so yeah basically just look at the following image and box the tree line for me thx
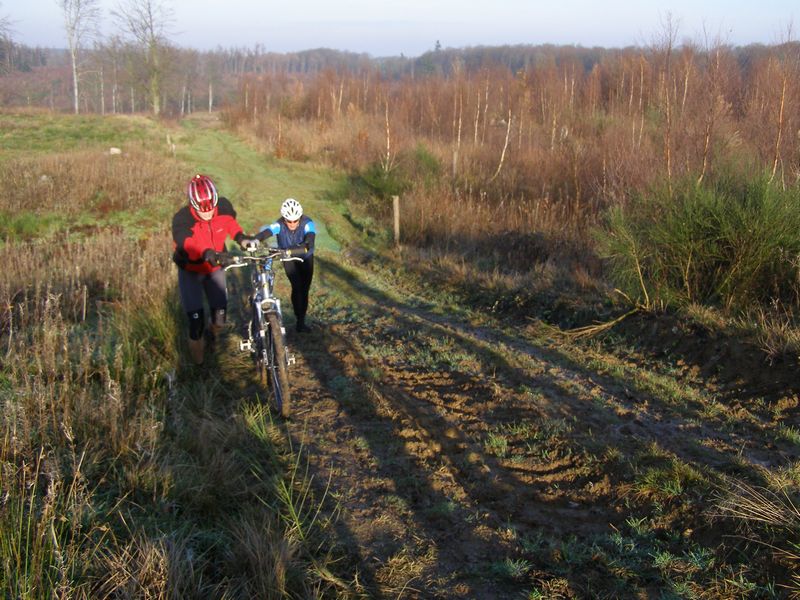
[225,34,800,203]
[1,0,796,127]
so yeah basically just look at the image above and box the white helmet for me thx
[280,198,303,221]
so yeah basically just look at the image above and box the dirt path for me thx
[225,252,796,598]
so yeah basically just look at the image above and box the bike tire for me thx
[265,312,291,418]
[251,304,267,385]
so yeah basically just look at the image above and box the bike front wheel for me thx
[250,305,266,385]
[265,312,291,418]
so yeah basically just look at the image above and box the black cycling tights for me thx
[178,268,228,340]
[188,308,205,340]
[282,255,314,325]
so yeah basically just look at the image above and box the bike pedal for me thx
[287,354,296,366]
[239,340,252,352]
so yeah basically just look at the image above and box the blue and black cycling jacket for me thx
[256,215,316,260]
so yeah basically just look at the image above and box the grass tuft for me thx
[597,177,800,313]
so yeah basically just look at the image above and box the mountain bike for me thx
[223,247,301,417]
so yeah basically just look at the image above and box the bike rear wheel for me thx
[265,312,291,417]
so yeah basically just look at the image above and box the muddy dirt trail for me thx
[221,249,795,599]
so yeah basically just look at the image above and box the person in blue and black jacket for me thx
[256,198,316,333]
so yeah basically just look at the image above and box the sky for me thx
[3,0,798,58]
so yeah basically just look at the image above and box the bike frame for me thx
[224,248,299,416]
[247,252,289,361]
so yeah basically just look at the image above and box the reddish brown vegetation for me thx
[224,43,800,258]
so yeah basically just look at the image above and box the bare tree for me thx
[98,36,127,113]
[696,28,729,185]
[769,24,798,185]
[654,12,680,197]
[0,2,14,75]
[58,0,100,114]
[203,52,223,113]
[488,107,512,183]
[0,3,10,39]
[113,0,173,116]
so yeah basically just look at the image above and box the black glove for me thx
[202,248,220,266]
[239,236,259,251]
[283,244,308,259]
[218,253,237,268]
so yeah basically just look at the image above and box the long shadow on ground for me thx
[318,257,791,482]
[278,256,794,597]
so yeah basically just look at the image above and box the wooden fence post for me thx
[392,195,400,247]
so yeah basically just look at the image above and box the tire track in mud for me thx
[288,326,580,598]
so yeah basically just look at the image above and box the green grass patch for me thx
[484,431,510,458]
[0,210,63,240]
[777,424,800,447]
[634,457,708,501]
[489,556,533,580]
[0,204,176,244]
[0,112,161,157]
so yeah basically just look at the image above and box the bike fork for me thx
[267,310,296,366]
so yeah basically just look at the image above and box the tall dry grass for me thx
[713,477,800,595]
[0,230,180,597]
[4,150,177,213]
[0,141,346,597]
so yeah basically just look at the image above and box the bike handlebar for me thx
[221,247,304,270]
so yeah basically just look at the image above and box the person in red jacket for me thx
[172,174,258,365]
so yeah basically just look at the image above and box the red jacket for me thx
[172,197,244,274]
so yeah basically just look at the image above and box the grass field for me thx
[1,109,798,599]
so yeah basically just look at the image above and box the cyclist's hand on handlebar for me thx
[202,248,220,266]
[218,253,238,267]
[281,246,306,261]
[239,236,260,251]
[203,250,237,268]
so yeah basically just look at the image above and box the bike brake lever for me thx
[222,255,245,270]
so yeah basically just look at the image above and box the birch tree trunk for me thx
[452,90,463,178]
[58,0,100,114]
[489,108,512,183]
[99,64,105,114]
[769,73,786,183]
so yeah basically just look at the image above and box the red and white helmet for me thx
[187,174,218,212]
[280,198,303,221]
